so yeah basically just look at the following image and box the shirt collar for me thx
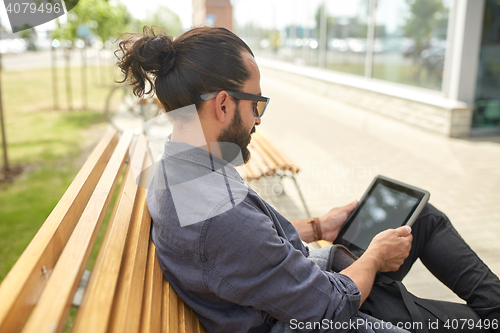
[162,134,245,183]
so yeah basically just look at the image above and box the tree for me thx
[403,0,445,58]
[0,40,9,175]
[51,0,133,106]
[77,0,131,84]
[19,28,37,51]
[0,19,8,175]
[86,1,131,43]
[141,6,182,37]
[53,17,76,110]
[56,0,131,43]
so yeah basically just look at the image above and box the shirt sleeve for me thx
[204,200,361,330]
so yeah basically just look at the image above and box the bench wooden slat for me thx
[177,294,207,333]
[250,136,280,174]
[192,305,206,333]
[161,279,170,333]
[0,129,119,333]
[178,296,193,333]
[245,131,302,181]
[254,132,299,174]
[253,132,287,171]
[189,303,202,333]
[257,132,299,173]
[248,145,273,177]
[21,130,134,333]
[250,145,270,172]
[140,238,164,333]
[178,295,188,333]
[108,153,153,333]
[248,132,311,216]
[72,136,148,333]
[245,147,264,180]
[162,280,179,333]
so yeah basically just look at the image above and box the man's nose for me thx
[254,117,261,126]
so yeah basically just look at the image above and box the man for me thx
[117,26,500,332]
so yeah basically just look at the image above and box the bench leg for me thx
[290,175,312,218]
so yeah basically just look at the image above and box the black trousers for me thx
[360,204,500,333]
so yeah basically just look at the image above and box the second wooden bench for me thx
[244,131,311,217]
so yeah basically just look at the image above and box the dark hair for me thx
[115,26,254,113]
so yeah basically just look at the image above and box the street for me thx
[1,48,114,72]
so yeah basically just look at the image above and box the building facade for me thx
[192,0,233,31]
[233,0,500,137]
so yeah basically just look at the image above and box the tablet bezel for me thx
[334,175,430,256]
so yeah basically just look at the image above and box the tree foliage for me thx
[140,6,182,37]
[313,2,379,40]
[53,0,132,44]
[403,0,445,55]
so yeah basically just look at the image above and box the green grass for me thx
[0,163,82,277]
[0,64,116,282]
[0,62,130,332]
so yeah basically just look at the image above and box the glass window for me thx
[234,0,323,66]
[235,0,453,92]
[324,0,367,76]
[372,0,451,90]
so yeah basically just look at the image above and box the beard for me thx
[217,105,255,166]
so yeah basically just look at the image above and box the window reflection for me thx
[235,0,452,91]
[372,0,450,90]
[343,184,418,251]
[324,0,367,76]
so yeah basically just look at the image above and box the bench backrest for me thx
[0,129,206,333]
[245,131,299,181]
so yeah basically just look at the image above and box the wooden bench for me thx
[0,129,323,333]
[244,131,311,217]
[0,128,207,333]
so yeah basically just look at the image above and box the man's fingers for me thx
[344,200,358,212]
[396,225,412,237]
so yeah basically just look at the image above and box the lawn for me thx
[0,64,119,282]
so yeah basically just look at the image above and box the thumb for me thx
[344,200,358,212]
[396,225,412,236]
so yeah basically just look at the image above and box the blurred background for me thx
[1,0,499,133]
[0,0,499,320]
[232,0,500,134]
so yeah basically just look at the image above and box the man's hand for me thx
[318,200,358,242]
[364,226,413,272]
[340,226,413,306]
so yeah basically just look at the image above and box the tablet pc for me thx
[334,175,430,257]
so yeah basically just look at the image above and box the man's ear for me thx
[214,91,231,123]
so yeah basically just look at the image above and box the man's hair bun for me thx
[116,27,176,97]
[139,34,176,77]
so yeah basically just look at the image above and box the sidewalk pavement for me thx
[255,66,500,304]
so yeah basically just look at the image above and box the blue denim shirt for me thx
[147,136,361,333]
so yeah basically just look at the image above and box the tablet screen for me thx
[339,179,425,253]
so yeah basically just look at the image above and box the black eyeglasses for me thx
[200,91,270,118]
